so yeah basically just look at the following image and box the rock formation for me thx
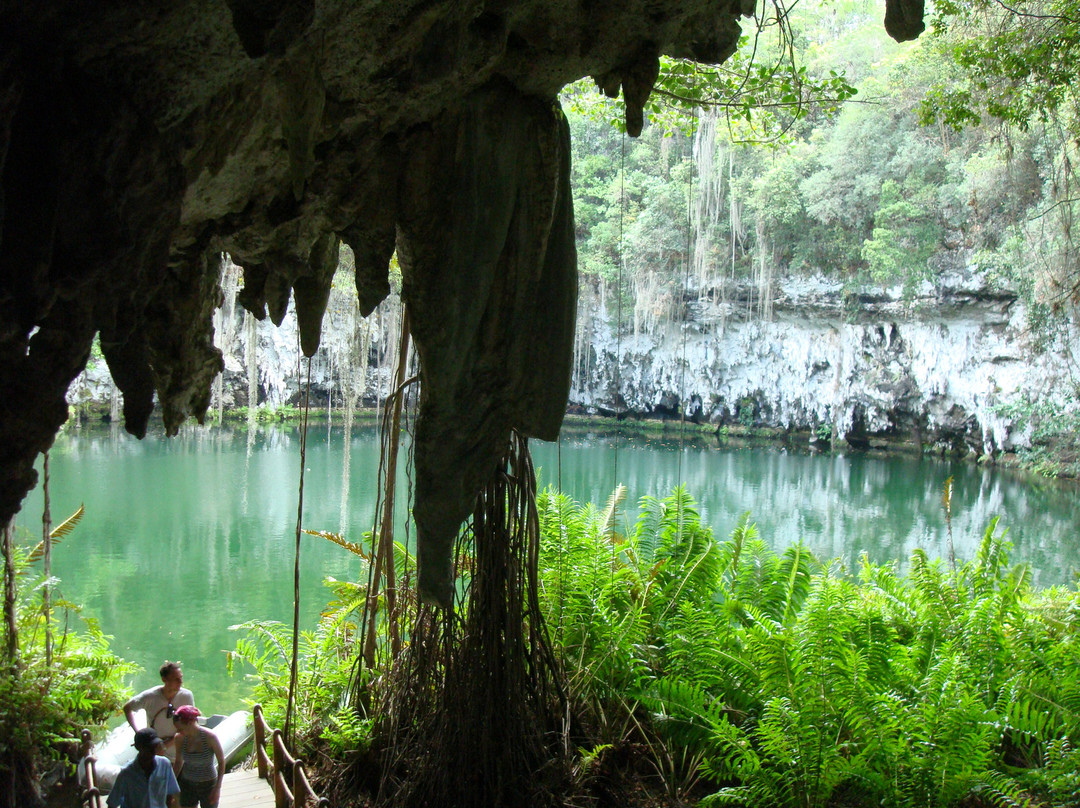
[0,0,923,604]
[571,265,1068,457]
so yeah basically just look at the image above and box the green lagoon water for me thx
[13,420,1080,714]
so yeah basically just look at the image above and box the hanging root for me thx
[373,430,568,808]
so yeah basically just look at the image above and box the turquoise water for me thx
[12,420,1079,714]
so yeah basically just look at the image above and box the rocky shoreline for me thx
[66,257,1080,479]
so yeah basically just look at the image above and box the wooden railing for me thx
[252,704,329,808]
[79,729,103,808]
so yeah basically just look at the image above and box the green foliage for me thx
[224,482,1080,806]
[320,704,374,756]
[536,488,1080,807]
[921,0,1080,132]
[563,0,1080,367]
[1,533,136,804]
[992,395,1080,478]
[226,576,368,746]
[1021,738,1080,804]
[227,404,303,423]
[861,179,943,286]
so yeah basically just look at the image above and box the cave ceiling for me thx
[0,0,923,604]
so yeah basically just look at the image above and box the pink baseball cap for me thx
[173,705,201,721]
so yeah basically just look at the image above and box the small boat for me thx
[78,710,254,793]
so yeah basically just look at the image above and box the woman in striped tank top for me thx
[171,705,226,808]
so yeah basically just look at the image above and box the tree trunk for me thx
[42,452,52,666]
[2,521,17,665]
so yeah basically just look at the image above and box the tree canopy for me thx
[564,0,1080,339]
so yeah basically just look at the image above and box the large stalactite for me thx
[398,81,578,606]
[0,0,923,601]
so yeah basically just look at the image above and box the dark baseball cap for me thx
[133,728,163,751]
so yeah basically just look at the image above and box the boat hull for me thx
[78,710,254,793]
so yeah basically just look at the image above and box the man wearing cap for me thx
[106,728,181,808]
[123,661,195,758]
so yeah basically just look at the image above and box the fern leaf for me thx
[600,483,626,540]
[26,503,85,564]
[303,528,370,559]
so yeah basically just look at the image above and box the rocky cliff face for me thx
[569,261,1074,457]
[72,254,1073,462]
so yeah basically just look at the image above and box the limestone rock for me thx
[0,0,924,597]
[397,81,577,606]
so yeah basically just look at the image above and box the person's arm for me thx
[164,758,181,808]
[208,729,226,803]
[105,779,123,807]
[122,696,139,731]
[172,736,184,777]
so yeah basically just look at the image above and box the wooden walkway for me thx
[220,768,274,807]
[81,705,326,808]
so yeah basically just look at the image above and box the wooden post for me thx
[271,729,292,808]
[292,760,306,807]
[80,732,102,808]
[253,705,268,780]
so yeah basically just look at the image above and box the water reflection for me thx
[533,431,1080,589]
[15,422,1079,713]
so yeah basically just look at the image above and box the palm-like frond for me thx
[26,503,84,564]
[303,527,370,559]
[599,484,626,542]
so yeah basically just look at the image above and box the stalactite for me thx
[633,271,674,336]
[726,148,745,335]
[211,306,223,417]
[359,317,372,406]
[215,254,241,425]
[571,286,594,394]
[326,349,333,438]
[245,310,259,420]
[373,308,385,415]
[214,372,224,425]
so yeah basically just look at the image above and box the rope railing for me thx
[253,704,329,808]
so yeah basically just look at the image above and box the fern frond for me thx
[303,528,370,559]
[724,512,757,583]
[969,770,1033,808]
[26,504,85,564]
[633,494,667,568]
[600,483,627,540]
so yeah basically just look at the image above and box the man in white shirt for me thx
[106,728,180,808]
[122,661,195,758]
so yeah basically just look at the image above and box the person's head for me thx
[172,704,200,733]
[133,728,164,762]
[159,661,183,696]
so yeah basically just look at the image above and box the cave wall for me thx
[0,0,774,609]
[0,0,926,601]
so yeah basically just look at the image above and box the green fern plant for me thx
[533,490,1075,808]
[226,576,365,738]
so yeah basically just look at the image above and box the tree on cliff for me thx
[920,0,1080,309]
